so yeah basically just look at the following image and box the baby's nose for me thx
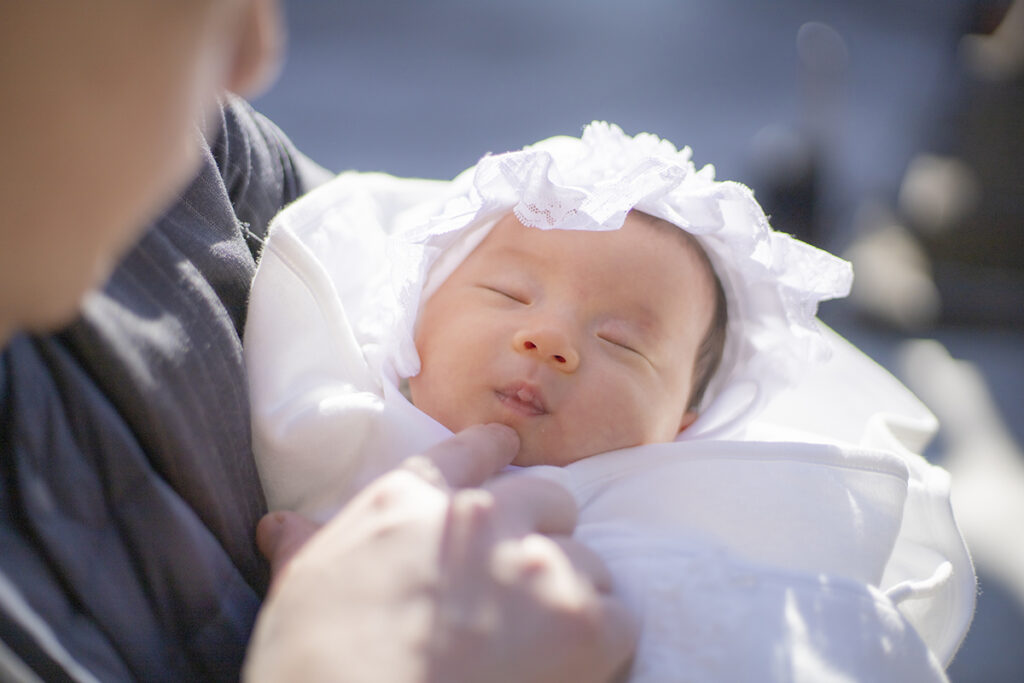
[513,328,580,372]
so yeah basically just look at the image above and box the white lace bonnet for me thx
[381,122,853,439]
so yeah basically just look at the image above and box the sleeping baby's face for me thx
[409,211,716,467]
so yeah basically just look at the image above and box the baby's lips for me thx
[496,381,548,415]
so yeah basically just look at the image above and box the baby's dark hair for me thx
[630,211,728,412]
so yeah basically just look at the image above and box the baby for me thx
[409,209,727,467]
[245,123,974,681]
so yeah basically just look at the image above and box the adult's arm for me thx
[0,96,328,682]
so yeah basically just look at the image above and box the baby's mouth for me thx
[495,382,548,416]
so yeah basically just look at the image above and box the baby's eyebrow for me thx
[486,244,539,265]
[476,246,548,281]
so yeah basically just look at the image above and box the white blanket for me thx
[245,164,974,681]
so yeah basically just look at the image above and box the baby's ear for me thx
[678,410,699,434]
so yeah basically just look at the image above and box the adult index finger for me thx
[402,423,520,490]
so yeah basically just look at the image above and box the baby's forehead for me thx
[625,211,721,287]
[482,209,699,251]
[475,210,716,284]
[625,211,710,259]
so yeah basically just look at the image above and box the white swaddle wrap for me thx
[244,124,974,681]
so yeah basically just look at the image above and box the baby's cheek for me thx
[413,377,496,440]
[564,399,637,457]
[608,392,672,448]
[409,375,451,428]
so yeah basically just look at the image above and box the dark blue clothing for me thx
[0,97,330,681]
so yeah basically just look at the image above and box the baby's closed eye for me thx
[478,284,531,305]
[597,333,645,358]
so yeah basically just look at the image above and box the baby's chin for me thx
[508,434,599,468]
[507,426,668,467]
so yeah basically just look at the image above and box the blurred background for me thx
[253,1,1023,679]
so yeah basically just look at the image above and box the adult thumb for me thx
[414,423,520,489]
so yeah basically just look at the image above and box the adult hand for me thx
[243,423,636,683]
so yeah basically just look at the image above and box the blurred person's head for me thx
[0,0,283,343]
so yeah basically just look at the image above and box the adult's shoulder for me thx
[211,94,332,249]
